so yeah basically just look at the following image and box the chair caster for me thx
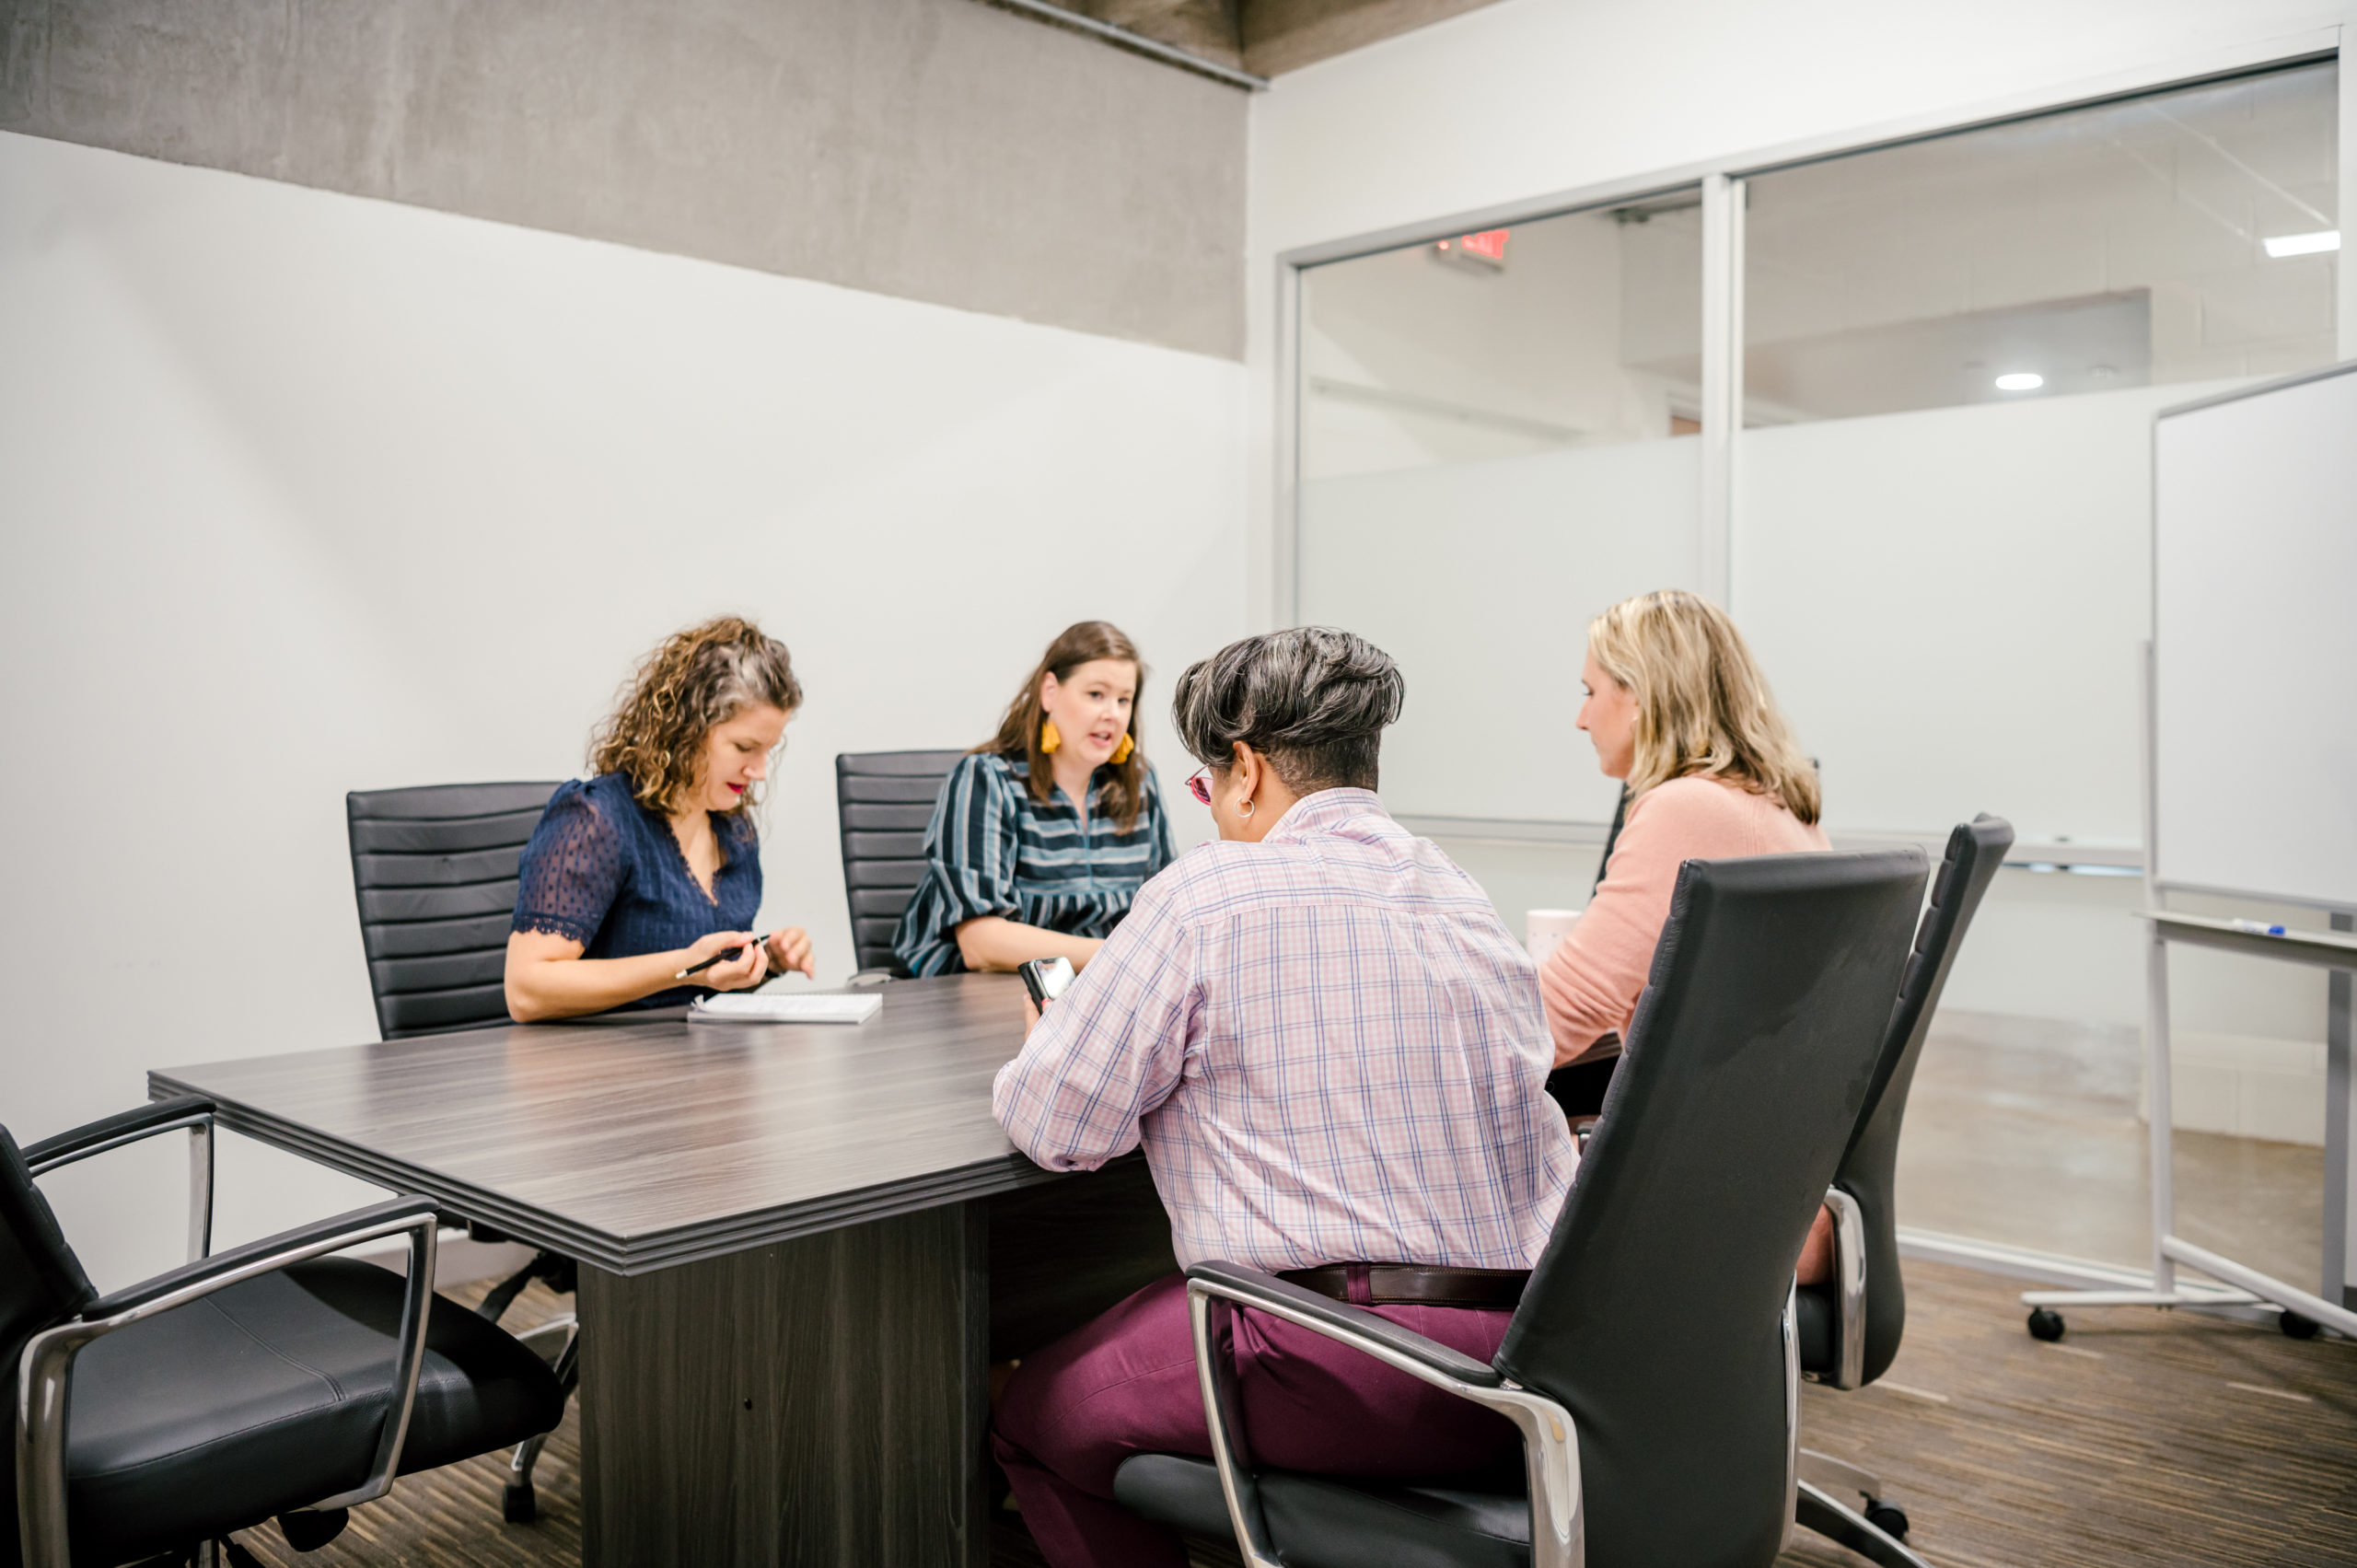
[275,1510,349,1551]
[503,1481,538,1523]
[2280,1309,2318,1340]
[2026,1307,2066,1342]
[1864,1501,1910,1539]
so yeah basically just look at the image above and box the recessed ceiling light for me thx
[2263,230,2340,259]
[1994,372,2044,391]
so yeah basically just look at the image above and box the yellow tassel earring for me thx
[1040,719,1062,753]
[1110,733,1134,764]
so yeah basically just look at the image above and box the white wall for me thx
[0,132,1239,1290]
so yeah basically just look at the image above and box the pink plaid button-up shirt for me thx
[992,787,1577,1272]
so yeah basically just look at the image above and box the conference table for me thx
[146,974,1175,1568]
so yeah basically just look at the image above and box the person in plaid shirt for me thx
[991,627,1577,1568]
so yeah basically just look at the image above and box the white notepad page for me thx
[689,992,883,1025]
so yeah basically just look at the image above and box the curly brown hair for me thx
[591,617,802,816]
[981,621,1148,832]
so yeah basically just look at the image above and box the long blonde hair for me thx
[1587,589,1820,825]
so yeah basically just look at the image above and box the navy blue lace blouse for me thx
[891,753,1175,979]
[511,772,761,1010]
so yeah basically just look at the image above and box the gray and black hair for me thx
[1170,627,1404,792]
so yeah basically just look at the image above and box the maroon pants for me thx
[991,1272,1520,1568]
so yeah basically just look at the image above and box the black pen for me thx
[676,934,771,981]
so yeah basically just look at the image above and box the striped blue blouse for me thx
[892,752,1176,979]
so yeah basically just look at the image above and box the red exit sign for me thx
[1434,228,1509,266]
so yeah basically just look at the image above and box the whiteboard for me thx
[2153,362,2357,910]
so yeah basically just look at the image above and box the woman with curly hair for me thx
[892,621,1175,978]
[505,616,817,1022]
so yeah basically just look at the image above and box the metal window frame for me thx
[1271,22,2346,636]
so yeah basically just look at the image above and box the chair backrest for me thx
[1497,849,1927,1568]
[835,750,965,975]
[346,782,563,1040]
[2,1124,96,1553]
[1839,813,2013,1384]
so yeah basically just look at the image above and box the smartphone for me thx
[1017,956,1076,1008]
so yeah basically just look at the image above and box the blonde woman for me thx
[1541,588,1834,1276]
[505,616,818,1022]
[1543,588,1829,1057]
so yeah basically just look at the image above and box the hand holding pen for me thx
[674,928,819,987]
[675,930,772,989]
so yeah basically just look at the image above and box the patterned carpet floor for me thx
[238,1259,2357,1567]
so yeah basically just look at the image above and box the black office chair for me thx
[1111,848,1929,1568]
[834,749,966,981]
[1792,814,2013,1568]
[344,780,576,1522]
[6,1097,563,1568]
[1544,784,1631,1123]
[345,782,563,1039]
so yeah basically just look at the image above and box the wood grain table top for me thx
[148,974,1063,1273]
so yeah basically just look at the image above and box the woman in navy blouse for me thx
[894,621,1176,978]
[505,616,818,1020]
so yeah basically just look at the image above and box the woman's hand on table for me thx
[764,927,817,980]
[683,929,770,992]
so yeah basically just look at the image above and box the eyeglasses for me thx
[1186,767,1213,807]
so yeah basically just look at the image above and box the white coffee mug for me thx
[1526,908,1582,966]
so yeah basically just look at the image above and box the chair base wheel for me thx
[2026,1307,2066,1342]
[275,1509,349,1552]
[2280,1308,2319,1340]
[503,1482,538,1524]
[1864,1501,1910,1539]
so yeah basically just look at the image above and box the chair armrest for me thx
[1821,1187,1866,1391]
[25,1095,219,1265]
[85,1195,437,1317]
[1182,1261,1584,1568]
[1184,1261,1504,1386]
[23,1095,215,1174]
[16,1198,441,1568]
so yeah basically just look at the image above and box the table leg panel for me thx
[580,1202,987,1568]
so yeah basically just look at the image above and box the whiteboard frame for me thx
[2148,357,2357,912]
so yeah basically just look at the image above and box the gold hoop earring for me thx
[1110,733,1134,765]
[1040,719,1062,754]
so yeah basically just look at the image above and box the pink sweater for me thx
[1541,775,1830,1065]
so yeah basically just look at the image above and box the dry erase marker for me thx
[2229,919,2288,937]
[677,934,772,981]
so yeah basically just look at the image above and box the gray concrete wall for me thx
[0,0,1246,358]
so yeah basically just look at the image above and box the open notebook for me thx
[688,992,882,1026]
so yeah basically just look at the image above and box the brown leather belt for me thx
[1278,1262,1527,1311]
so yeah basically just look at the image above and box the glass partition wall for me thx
[1290,58,2341,1278]
[1296,197,1705,922]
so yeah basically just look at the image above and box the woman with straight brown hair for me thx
[892,621,1176,978]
